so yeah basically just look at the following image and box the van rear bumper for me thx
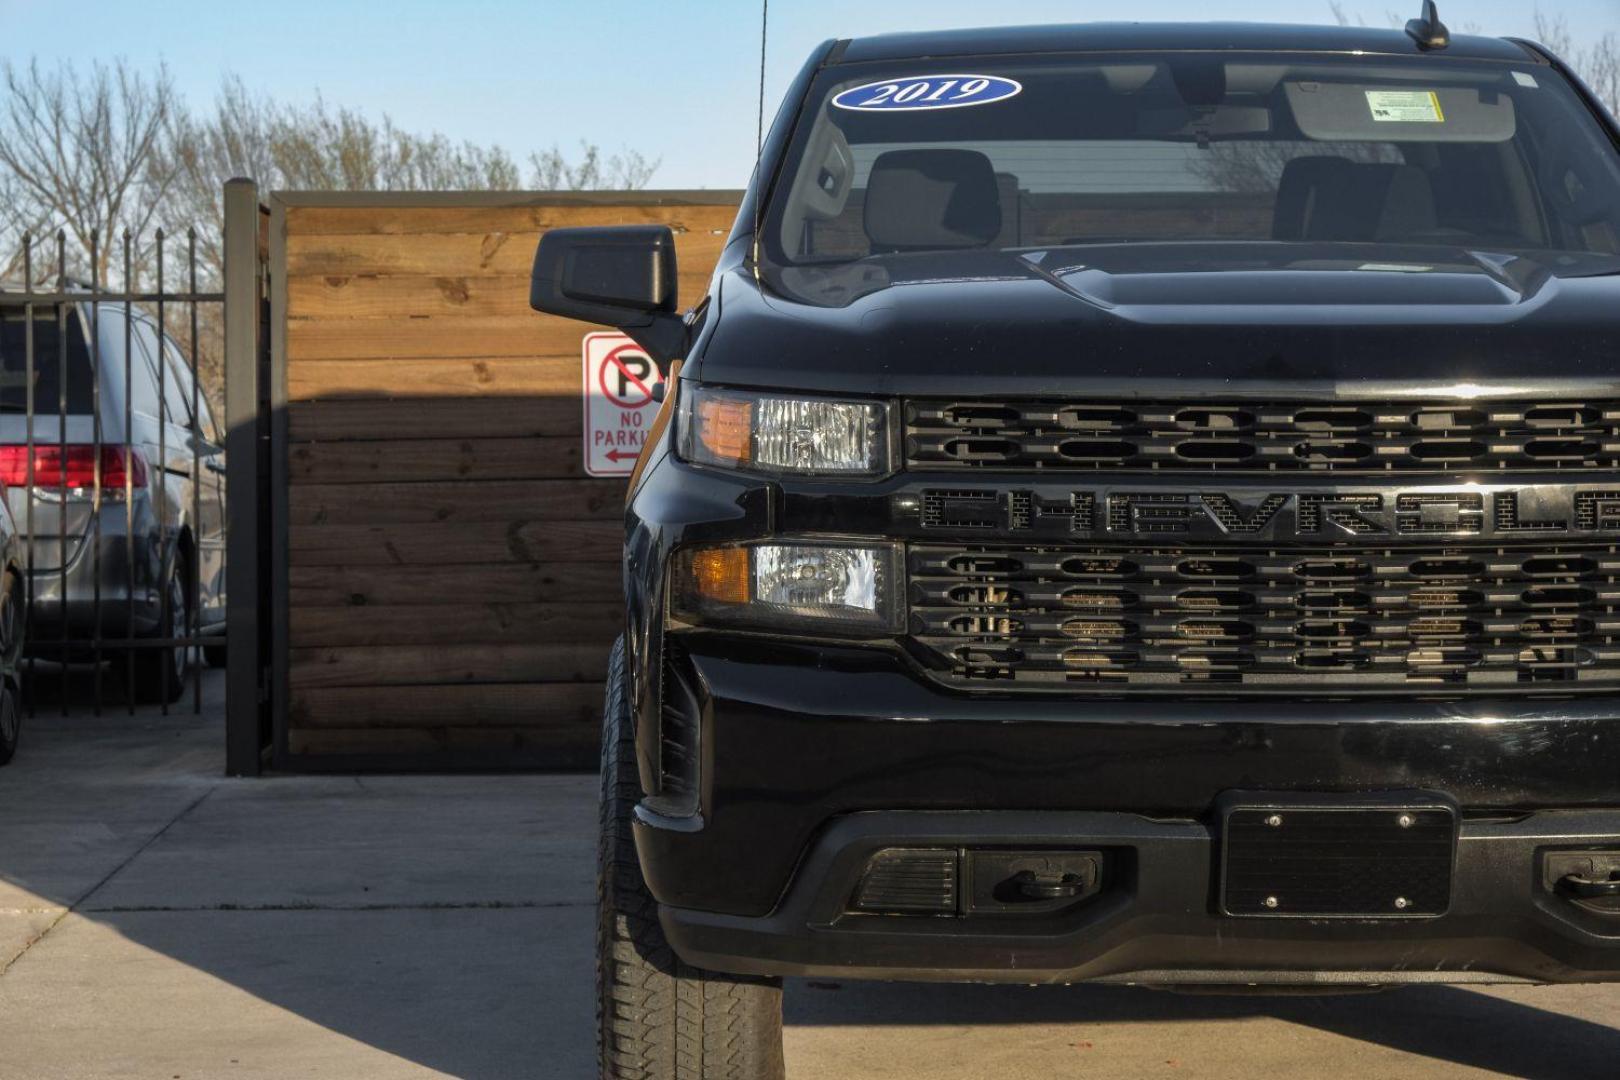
[658,808,1620,986]
[23,510,164,647]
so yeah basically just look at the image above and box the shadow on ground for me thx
[1,667,1619,1078]
[788,979,1620,1080]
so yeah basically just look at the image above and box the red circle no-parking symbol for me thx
[599,343,656,408]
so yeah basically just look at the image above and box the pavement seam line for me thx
[0,783,220,976]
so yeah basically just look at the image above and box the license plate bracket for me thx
[1220,799,1456,918]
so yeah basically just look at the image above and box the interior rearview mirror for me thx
[530,225,685,364]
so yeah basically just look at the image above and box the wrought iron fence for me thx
[1,227,227,715]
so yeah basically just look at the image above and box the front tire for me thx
[598,636,785,1080]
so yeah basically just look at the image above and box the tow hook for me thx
[1545,852,1620,914]
[1010,869,1087,901]
[964,850,1104,916]
[1558,872,1620,901]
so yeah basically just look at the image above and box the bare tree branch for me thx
[0,58,178,284]
[528,141,661,191]
[1,57,663,412]
[1534,10,1620,118]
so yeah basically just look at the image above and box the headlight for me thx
[677,386,891,476]
[673,542,903,633]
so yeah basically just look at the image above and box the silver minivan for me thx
[0,296,226,703]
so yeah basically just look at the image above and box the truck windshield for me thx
[766,51,1620,269]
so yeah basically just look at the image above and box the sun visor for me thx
[1285,82,1516,142]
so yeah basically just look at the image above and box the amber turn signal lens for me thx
[695,396,753,465]
[686,546,750,606]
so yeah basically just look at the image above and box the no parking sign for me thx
[581,332,666,477]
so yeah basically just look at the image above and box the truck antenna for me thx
[1405,0,1450,50]
[757,0,769,154]
[752,0,769,275]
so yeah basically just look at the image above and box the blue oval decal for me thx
[831,74,1022,112]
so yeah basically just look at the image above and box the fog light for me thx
[850,848,959,915]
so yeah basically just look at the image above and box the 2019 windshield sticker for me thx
[831,75,1022,112]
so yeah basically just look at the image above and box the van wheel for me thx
[598,636,785,1080]
[0,570,23,764]
[0,680,18,766]
[127,561,188,705]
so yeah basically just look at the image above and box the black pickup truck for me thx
[532,12,1620,1078]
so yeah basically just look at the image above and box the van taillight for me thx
[0,445,148,491]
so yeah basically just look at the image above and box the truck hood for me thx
[697,243,1620,400]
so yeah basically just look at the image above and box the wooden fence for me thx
[272,191,742,768]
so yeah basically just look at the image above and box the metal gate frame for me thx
[223,178,273,776]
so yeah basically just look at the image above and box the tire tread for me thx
[597,636,784,1080]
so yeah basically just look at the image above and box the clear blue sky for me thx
[4,0,1616,188]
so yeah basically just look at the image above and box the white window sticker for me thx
[1513,72,1539,89]
[1358,263,1433,273]
[1366,90,1445,123]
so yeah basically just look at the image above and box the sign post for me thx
[582,332,666,477]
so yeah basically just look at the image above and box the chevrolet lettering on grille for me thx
[911,486,1620,542]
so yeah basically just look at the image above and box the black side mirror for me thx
[530,225,685,365]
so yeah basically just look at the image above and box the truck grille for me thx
[908,543,1620,692]
[905,400,1620,473]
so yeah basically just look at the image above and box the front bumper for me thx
[636,637,1620,985]
[659,808,1620,986]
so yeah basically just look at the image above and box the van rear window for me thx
[0,307,96,414]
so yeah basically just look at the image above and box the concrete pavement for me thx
[1,670,1619,1077]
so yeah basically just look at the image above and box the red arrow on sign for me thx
[604,449,639,462]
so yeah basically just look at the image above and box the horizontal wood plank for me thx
[289,603,621,646]
[288,520,621,566]
[284,724,598,764]
[289,641,612,688]
[287,230,727,278]
[287,397,581,440]
[290,682,603,729]
[288,479,622,525]
[289,562,622,607]
[287,356,580,400]
[287,267,714,320]
[287,316,591,362]
[284,202,738,237]
[289,437,590,483]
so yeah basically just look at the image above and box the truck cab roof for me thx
[835,22,1541,66]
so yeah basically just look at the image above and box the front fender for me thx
[624,441,772,808]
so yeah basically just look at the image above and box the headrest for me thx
[864,149,1002,252]
[1273,156,1437,242]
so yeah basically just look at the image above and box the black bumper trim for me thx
[658,808,1620,985]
